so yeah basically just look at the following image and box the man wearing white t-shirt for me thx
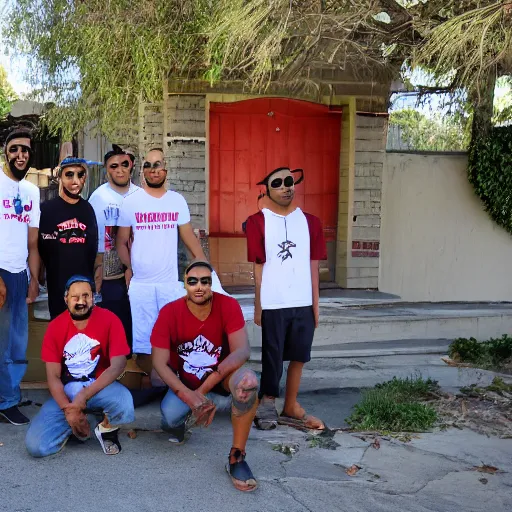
[244,167,327,432]
[116,148,208,364]
[0,128,41,426]
[89,145,140,351]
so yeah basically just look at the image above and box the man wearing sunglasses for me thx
[151,260,259,492]
[0,127,41,426]
[89,145,139,351]
[244,166,327,432]
[38,158,98,319]
[116,148,211,369]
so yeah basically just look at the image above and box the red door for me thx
[209,98,341,241]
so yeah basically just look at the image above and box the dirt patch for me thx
[434,379,512,438]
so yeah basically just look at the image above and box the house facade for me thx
[82,71,391,289]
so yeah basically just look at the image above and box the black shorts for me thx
[97,278,133,354]
[261,306,315,363]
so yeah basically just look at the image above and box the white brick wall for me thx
[347,114,387,289]
[164,95,207,229]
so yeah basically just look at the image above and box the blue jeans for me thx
[161,388,230,429]
[25,381,135,457]
[0,269,28,410]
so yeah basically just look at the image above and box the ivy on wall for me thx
[468,127,512,234]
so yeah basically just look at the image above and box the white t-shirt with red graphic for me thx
[117,188,191,283]
[245,207,327,310]
[0,165,40,273]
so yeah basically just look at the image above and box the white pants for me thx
[128,271,229,354]
[128,280,185,354]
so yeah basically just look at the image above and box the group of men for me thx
[0,126,327,492]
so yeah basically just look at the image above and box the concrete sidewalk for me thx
[3,354,512,512]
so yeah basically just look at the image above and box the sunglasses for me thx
[8,145,30,154]
[186,276,212,286]
[64,170,87,179]
[108,160,131,169]
[143,161,165,171]
[270,176,295,189]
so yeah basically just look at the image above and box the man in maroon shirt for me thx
[151,261,259,492]
[25,275,134,457]
[244,167,327,432]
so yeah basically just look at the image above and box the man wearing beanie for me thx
[25,275,134,457]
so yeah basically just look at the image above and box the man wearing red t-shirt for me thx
[244,167,327,432]
[151,261,259,492]
[25,275,134,457]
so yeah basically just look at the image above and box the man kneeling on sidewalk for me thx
[151,261,259,492]
[26,275,134,457]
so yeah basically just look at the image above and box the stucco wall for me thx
[380,152,512,301]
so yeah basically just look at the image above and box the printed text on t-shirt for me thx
[2,197,33,223]
[135,211,179,223]
[135,211,179,231]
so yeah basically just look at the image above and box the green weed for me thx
[346,376,438,432]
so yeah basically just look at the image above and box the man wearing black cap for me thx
[89,145,139,350]
[38,158,98,319]
[244,167,327,431]
[152,260,259,492]
[25,275,134,457]
[0,127,41,426]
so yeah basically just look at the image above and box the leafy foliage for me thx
[3,1,512,138]
[449,334,512,369]
[414,3,512,95]
[0,65,18,119]
[347,376,439,432]
[468,126,512,233]
[389,108,470,151]
[2,0,401,138]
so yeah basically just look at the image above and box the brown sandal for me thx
[278,412,325,431]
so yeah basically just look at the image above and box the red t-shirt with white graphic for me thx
[244,207,327,310]
[41,306,130,382]
[150,292,245,390]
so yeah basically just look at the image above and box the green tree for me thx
[0,65,17,118]
[389,108,470,151]
[2,1,511,138]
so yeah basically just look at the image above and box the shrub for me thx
[449,337,485,362]
[449,334,512,368]
[468,126,512,235]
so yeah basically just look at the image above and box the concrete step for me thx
[243,302,512,350]
[249,338,451,362]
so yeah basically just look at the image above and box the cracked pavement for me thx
[2,355,512,512]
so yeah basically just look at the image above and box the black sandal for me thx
[226,448,258,492]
